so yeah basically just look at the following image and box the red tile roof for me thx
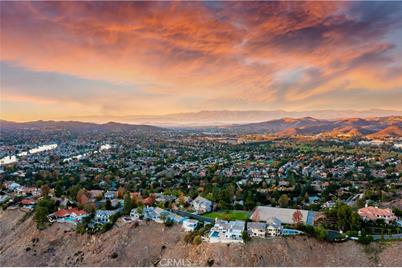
[54,208,88,218]
[21,198,36,205]
[358,206,396,221]
[143,196,155,206]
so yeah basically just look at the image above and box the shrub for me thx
[357,235,374,245]
[206,258,214,267]
[193,235,202,245]
[241,231,251,242]
[184,232,194,244]
[164,218,174,227]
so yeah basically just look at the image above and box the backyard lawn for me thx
[203,210,250,221]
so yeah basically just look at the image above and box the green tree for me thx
[34,206,49,230]
[241,231,251,242]
[54,184,63,198]
[315,226,327,241]
[278,194,289,208]
[105,199,112,210]
[193,235,202,245]
[123,192,132,215]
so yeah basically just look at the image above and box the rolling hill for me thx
[226,116,402,138]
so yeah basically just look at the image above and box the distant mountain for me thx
[68,109,402,126]
[366,125,402,139]
[225,116,402,138]
[230,117,326,133]
[0,120,164,133]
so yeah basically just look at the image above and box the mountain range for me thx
[67,109,402,126]
[1,115,401,138]
[0,120,163,133]
[226,116,402,138]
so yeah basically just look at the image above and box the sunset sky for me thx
[1,1,402,122]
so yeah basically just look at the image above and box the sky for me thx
[1,1,402,122]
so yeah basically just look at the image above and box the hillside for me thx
[227,116,402,138]
[366,125,402,139]
[0,210,401,267]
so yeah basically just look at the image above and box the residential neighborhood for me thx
[0,124,401,248]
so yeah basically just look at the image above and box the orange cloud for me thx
[1,1,402,120]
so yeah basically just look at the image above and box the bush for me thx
[193,235,202,245]
[184,232,194,244]
[315,226,328,241]
[206,258,214,267]
[357,235,374,245]
[241,231,251,242]
[34,206,49,230]
[164,218,174,227]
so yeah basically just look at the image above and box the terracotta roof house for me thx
[54,208,88,218]
[143,195,155,206]
[358,206,397,223]
[20,198,36,206]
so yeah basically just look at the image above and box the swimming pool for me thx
[210,231,220,238]
[57,216,80,224]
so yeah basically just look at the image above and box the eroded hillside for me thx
[0,210,401,267]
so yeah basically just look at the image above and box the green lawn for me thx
[203,210,250,221]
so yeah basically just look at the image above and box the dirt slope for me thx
[1,209,401,267]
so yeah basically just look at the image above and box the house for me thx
[0,194,10,204]
[143,195,156,206]
[50,208,89,224]
[182,219,199,232]
[247,222,267,237]
[192,196,213,214]
[358,206,397,223]
[95,209,119,223]
[155,193,176,203]
[6,182,21,191]
[143,207,160,222]
[104,191,116,200]
[266,217,283,236]
[20,198,36,206]
[20,187,41,197]
[209,220,245,243]
[226,220,245,240]
[250,206,315,225]
[130,208,141,220]
[144,207,184,223]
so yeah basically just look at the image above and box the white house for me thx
[104,191,116,200]
[209,220,245,243]
[192,196,213,214]
[130,208,141,220]
[266,217,283,236]
[182,219,199,232]
[225,220,245,240]
[247,222,267,237]
[95,209,119,223]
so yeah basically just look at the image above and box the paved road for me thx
[372,233,402,240]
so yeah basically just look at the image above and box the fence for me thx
[173,210,215,224]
